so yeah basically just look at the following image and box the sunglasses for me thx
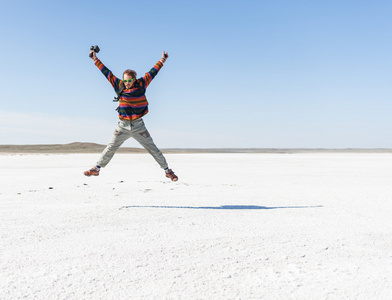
[123,78,135,83]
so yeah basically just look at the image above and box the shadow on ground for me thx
[120,205,323,210]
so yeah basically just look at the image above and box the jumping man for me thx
[84,48,178,181]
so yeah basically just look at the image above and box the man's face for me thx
[123,74,135,89]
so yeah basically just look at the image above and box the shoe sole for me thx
[166,176,178,182]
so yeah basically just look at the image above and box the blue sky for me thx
[1,0,391,148]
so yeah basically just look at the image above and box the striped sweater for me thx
[94,59,164,121]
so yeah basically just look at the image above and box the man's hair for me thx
[123,69,137,79]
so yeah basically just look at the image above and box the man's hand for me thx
[89,50,97,61]
[161,51,169,62]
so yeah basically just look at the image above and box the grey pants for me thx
[96,118,168,169]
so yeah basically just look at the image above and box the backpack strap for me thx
[113,82,125,102]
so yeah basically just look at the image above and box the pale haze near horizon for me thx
[1,0,391,148]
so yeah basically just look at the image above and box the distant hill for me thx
[0,143,391,154]
[0,142,146,153]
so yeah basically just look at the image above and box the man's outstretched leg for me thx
[84,123,130,176]
[132,120,178,181]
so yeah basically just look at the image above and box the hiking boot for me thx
[165,169,178,181]
[84,167,100,177]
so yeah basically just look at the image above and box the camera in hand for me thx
[89,45,100,58]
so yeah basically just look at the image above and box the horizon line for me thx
[0,142,392,154]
